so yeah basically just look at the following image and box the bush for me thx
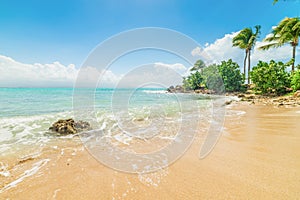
[183,71,203,90]
[291,69,300,91]
[250,60,291,95]
[201,64,225,93]
[218,59,246,92]
[183,59,245,93]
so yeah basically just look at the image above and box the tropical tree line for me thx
[184,58,300,95]
[233,17,300,83]
[183,16,300,95]
[183,59,246,93]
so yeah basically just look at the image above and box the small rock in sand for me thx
[49,118,91,135]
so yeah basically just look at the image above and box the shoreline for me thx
[1,100,300,199]
[167,85,300,107]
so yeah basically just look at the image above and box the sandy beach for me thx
[1,102,299,199]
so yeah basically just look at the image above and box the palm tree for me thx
[259,17,300,71]
[191,59,206,71]
[232,25,261,84]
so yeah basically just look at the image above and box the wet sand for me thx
[1,103,300,199]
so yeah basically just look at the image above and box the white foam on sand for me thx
[113,133,132,145]
[138,168,169,187]
[0,162,10,177]
[0,159,50,193]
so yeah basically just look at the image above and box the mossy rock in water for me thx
[49,118,91,134]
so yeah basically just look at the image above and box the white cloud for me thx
[191,47,203,56]
[0,55,185,88]
[191,32,300,70]
[252,40,294,63]
[191,46,211,62]
[154,62,187,71]
[191,32,242,65]
[154,62,193,81]
[115,64,183,88]
[0,55,121,87]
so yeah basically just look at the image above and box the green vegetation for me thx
[259,17,300,71]
[190,59,206,71]
[218,59,246,92]
[291,67,300,91]
[232,25,261,84]
[250,60,291,95]
[201,64,225,93]
[183,71,203,90]
[183,59,244,93]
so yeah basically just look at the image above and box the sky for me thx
[0,0,299,87]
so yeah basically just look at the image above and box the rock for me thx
[237,94,245,98]
[293,90,300,98]
[167,85,175,93]
[175,85,184,93]
[49,118,91,135]
[246,94,255,99]
[167,85,185,93]
[225,100,232,105]
[194,88,213,94]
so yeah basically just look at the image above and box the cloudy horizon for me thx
[0,31,299,88]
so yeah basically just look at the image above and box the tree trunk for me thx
[292,45,296,72]
[248,50,251,84]
[244,50,247,79]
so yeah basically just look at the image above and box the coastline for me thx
[167,85,300,107]
[1,100,300,199]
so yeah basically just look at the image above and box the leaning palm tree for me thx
[232,25,261,84]
[259,17,300,71]
[190,59,206,71]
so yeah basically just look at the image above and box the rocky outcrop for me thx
[195,88,216,94]
[167,85,215,94]
[167,85,186,93]
[235,92,300,107]
[167,85,300,107]
[49,119,91,135]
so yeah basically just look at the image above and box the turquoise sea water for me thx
[0,88,215,155]
[0,88,74,117]
[0,88,192,117]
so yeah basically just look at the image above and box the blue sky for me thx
[0,0,299,66]
[0,0,299,87]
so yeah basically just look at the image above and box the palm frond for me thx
[232,27,256,49]
[264,35,279,42]
[292,21,300,32]
[258,42,282,50]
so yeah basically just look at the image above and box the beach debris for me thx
[49,118,91,134]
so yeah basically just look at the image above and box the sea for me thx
[0,87,231,192]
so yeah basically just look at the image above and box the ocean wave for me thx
[141,90,167,94]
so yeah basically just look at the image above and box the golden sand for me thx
[1,103,300,199]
